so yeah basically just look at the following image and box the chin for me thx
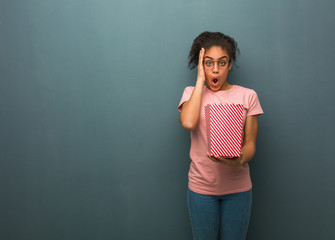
[206,83,222,91]
[207,86,220,92]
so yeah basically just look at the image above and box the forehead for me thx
[204,46,229,59]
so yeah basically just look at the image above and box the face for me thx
[203,46,232,91]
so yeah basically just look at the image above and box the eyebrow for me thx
[204,56,229,60]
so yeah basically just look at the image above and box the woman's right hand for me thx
[179,48,206,131]
[196,48,206,85]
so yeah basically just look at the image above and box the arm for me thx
[240,115,259,164]
[208,115,259,167]
[179,48,206,131]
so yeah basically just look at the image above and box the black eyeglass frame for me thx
[203,59,231,70]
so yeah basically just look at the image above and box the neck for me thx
[220,82,232,91]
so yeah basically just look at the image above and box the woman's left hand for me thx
[207,152,244,168]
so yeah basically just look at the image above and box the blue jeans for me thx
[187,188,252,240]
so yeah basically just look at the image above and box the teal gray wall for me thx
[1,0,334,239]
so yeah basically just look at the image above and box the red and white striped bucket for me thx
[205,103,244,158]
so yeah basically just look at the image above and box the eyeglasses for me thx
[204,60,230,70]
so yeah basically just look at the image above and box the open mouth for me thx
[212,78,219,86]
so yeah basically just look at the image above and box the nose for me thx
[212,62,219,73]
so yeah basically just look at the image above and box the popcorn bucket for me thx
[205,103,244,158]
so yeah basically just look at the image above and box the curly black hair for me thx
[188,31,239,69]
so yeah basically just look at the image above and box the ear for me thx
[228,61,232,71]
